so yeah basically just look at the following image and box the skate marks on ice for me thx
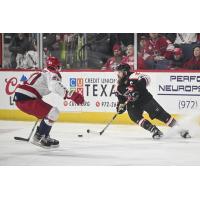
[0,122,118,165]
[0,128,21,134]
[0,121,200,165]
[0,142,117,165]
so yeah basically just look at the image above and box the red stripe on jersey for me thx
[18,84,42,99]
[29,73,41,85]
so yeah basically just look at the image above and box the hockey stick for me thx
[86,100,129,136]
[14,119,39,142]
[87,113,118,135]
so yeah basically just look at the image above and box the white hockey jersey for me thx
[16,69,68,99]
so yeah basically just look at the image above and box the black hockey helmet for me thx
[115,64,131,73]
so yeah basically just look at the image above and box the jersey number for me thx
[25,72,41,85]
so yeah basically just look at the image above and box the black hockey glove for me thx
[116,102,126,114]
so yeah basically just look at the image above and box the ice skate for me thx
[32,127,59,148]
[179,129,191,139]
[152,126,163,139]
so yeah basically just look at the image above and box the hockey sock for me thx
[156,111,177,127]
[165,117,177,127]
[138,118,158,133]
[38,119,53,137]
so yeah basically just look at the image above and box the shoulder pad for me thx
[129,72,140,80]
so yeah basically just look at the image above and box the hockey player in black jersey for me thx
[115,64,191,139]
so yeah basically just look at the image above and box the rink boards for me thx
[0,70,199,124]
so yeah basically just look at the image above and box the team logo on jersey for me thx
[69,78,84,95]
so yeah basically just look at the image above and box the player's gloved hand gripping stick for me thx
[87,100,129,136]
[65,90,84,105]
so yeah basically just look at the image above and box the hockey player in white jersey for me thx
[14,56,84,148]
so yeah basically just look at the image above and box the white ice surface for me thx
[0,120,200,166]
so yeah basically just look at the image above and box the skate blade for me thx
[153,137,162,140]
[182,135,192,139]
[180,132,191,139]
[50,144,60,148]
[31,140,57,149]
[153,135,163,140]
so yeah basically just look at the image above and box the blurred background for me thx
[1,33,200,70]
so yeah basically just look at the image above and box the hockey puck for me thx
[78,134,83,137]
[87,129,90,133]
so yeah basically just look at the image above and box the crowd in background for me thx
[2,33,38,69]
[138,33,200,70]
[0,33,200,70]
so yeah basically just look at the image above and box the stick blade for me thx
[14,137,29,142]
[99,131,104,135]
[87,130,100,135]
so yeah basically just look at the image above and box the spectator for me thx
[139,35,147,52]
[183,46,200,70]
[43,33,60,58]
[174,33,197,45]
[138,36,147,69]
[9,34,32,68]
[164,33,177,43]
[87,33,110,69]
[102,44,125,70]
[137,54,145,69]
[121,44,134,70]
[174,33,198,60]
[142,33,174,69]
[110,34,134,53]
[169,47,185,69]
[22,39,39,69]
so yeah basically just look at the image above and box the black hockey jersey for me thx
[116,72,153,107]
